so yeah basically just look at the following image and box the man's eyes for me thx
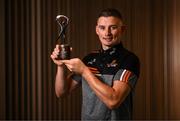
[98,25,119,30]
[110,26,119,30]
[98,26,105,30]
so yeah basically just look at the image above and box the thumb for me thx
[53,59,64,66]
[61,60,71,64]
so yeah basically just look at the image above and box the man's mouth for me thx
[103,37,113,41]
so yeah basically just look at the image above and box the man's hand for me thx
[61,58,88,75]
[50,44,64,66]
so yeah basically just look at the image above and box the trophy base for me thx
[58,44,71,60]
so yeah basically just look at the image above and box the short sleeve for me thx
[122,54,140,78]
[113,69,138,89]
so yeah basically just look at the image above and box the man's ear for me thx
[95,25,99,35]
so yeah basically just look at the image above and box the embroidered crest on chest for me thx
[107,59,118,67]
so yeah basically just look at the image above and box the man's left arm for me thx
[61,58,139,109]
[82,68,132,109]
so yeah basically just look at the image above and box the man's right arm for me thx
[55,65,79,97]
[50,44,79,98]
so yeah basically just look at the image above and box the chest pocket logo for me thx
[107,60,118,67]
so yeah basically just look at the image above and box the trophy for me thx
[56,15,71,60]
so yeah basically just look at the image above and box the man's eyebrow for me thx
[97,25,121,28]
[97,24,104,26]
[97,25,105,28]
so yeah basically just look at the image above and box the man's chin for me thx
[104,43,116,47]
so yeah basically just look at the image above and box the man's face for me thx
[96,16,125,50]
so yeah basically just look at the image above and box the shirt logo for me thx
[109,48,116,55]
[87,58,96,65]
[107,60,118,67]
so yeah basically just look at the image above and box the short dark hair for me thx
[98,8,123,20]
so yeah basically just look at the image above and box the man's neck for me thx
[102,45,111,50]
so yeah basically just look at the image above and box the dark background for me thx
[0,0,180,120]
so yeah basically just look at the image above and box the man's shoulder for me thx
[119,47,139,61]
[120,50,140,77]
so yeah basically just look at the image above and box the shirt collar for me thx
[100,42,124,54]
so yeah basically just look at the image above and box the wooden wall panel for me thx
[0,0,6,119]
[129,0,152,119]
[167,0,180,119]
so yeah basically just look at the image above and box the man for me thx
[51,8,140,120]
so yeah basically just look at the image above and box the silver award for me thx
[56,15,70,60]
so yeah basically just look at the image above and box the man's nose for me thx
[105,28,111,36]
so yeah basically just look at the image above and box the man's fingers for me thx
[53,59,64,66]
[50,54,64,65]
[56,44,60,48]
[50,54,56,59]
[66,66,72,72]
[61,60,71,64]
[64,64,73,72]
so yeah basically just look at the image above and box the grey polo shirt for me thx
[71,43,140,120]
